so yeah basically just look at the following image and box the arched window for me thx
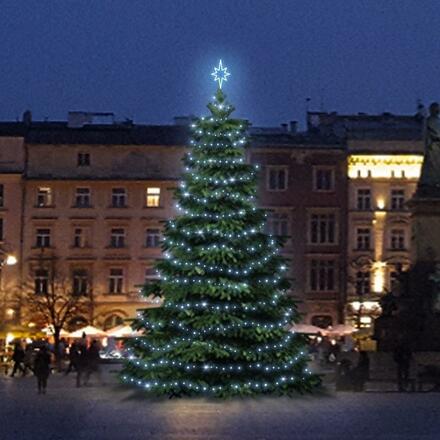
[67,316,88,332]
[103,314,124,331]
[311,315,333,329]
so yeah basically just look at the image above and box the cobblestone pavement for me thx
[2,373,440,440]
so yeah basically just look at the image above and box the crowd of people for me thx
[2,334,104,394]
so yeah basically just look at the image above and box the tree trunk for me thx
[53,328,62,372]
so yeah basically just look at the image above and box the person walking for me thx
[393,338,412,392]
[10,342,25,377]
[84,340,102,386]
[23,344,35,376]
[34,346,51,394]
[76,342,88,388]
[65,342,80,375]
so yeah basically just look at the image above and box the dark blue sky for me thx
[1,0,439,127]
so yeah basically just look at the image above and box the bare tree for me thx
[23,255,92,365]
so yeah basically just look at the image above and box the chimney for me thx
[22,110,32,126]
[289,120,298,133]
[280,123,288,132]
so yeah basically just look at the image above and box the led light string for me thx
[131,354,305,373]
[163,294,283,312]
[175,203,257,220]
[132,332,295,354]
[171,223,266,240]
[159,274,282,287]
[121,373,312,394]
[167,252,283,275]
[183,171,255,185]
[138,310,292,335]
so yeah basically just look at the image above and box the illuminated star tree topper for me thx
[211,59,230,89]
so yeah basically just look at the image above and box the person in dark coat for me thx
[65,342,80,375]
[76,342,88,388]
[10,342,25,377]
[84,340,102,386]
[393,339,412,392]
[33,346,51,394]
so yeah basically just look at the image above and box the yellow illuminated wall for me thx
[348,155,423,179]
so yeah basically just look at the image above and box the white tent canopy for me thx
[106,325,140,338]
[289,324,327,335]
[69,325,107,338]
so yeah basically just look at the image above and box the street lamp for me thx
[5,255,17,266]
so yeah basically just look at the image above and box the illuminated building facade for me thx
[308,111,424,328]
[0,110,426,334]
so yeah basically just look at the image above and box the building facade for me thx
[0,109,426,334]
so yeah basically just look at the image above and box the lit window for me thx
[72,269,89,296]
[109,268,124,294]
[34,269,49,294]
[267,167,288,191]
[146,187,161,207]
[356,188,371,210]
[77,153,90,167]
[75,188,91,207]
[103,314,124,331]
[309,260,335,291]
[266,213,289,236]
[36,228,51,248]
[390,229,405,250]
[355,271,370,296]
[145,228,161,248]
[314,167,334,191]
[37,187,53,207]
[391,189,405,210]
[110,228,126,248]
[356,228,371,250]
[112,188,127,208]
[309,213,336,244]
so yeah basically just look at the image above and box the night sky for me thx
[1,0,440,127]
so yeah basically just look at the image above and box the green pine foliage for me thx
[121,89,320,397]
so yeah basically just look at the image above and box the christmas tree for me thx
[121,61,319,397]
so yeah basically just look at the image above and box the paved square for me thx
[2,373,440,440]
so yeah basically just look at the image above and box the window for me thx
[109,268,124,294]
[111,188,127,208]
[146,187,160,207]
[391,189,405,210]
[145,266,158,282]
[355,271,370,296]
[391,229,405,250]
[311,315,333,329]
[77,152,90,167]
[75,188,91,207]
[36,228,51,248]
[356,188,371,210]
[356,228,371,250]
[309,213,336,244]
[36,187,53,207]
[110,228,125,248]
[72,269,88,296]
[73,228,87,248]
[0,218,3,241]
[34,269,49,294]
[145,228,161,248]
[0,184,4,207]
[267,167,288,191]
[266,213,289,236]
[309,260,335,291]
[314,167,334,191]
[103,314,124,331]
